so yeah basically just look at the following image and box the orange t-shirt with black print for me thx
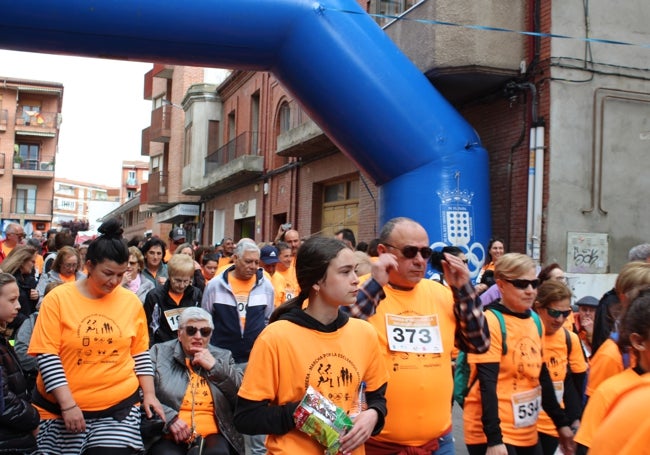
[229,274,256,333]
[178,359,218,437]
[28,283,149,418]
[367,280,456,446]
[537,329,587,436]
[238,317,388,454]
[589,375,650,455]
[464,311,544,447]
[575,367,643,448]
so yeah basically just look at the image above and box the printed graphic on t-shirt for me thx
[304,351,361,413]
[77,313,124,366]
[511,335,542,392]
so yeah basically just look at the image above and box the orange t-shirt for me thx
[268,272,287,308]
[178,359,218,437]
[574,368,643,448]
[537,329,587,436]
[586,337,634,396]
[229,274,256,332]
[464,311,544,447]
[367,280,456,446]
[276,265,298,301]
[238,317,388,454]
[589,376,650,455]
[28,282,149,418]
[35,254,44,275]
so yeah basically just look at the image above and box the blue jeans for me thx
[432,431,455,455]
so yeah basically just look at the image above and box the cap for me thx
[260,245,280,264]
[576,296,599,307]
[171,227,186,242]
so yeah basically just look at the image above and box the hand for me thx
[486,443,508,455]
[370,253,398,287]
[558,425,576,455]
[440,253,470,289]
[29,289,39,300]
[158,276,168,285]
[338,409,378,454]
[168,417,193,444]
[61,405,86,434]
[191,347,216,370]
[122,270,133,285]
[142,394,165,424]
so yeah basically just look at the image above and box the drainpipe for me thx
[531,122,545,262]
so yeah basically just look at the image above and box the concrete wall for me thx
[547,0,650,274]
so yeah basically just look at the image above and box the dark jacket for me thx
[0,334,39,453]
[144,281,203,346]
[149,339,244,454]
[15,270,38,318]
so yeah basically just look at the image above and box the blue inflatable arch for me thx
[0,0,491,275]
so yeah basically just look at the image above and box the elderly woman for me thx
[122,246,156,303]
[464,253,575,455]
[149,307,244,454]
[0,272,40,454]
[35,245,85,304]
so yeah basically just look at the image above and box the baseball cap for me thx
[260,245,279,264]
[171,227,186,242]
[576,296,599,307]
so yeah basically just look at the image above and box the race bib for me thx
[385,314,443,353]
[163,308,184,332]
[512,387,542,428]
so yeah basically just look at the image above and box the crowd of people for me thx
[0,218,649,455]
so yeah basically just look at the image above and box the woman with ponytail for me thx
[234,236,388,454]
[28,218,164,455]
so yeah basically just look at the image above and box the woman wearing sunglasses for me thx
[533,281,587,454]
[149,307,244,454]
[464,253,575,455]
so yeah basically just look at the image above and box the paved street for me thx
[452,401,469,455]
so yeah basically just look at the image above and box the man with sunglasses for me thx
[345,217,489,454]
[0,222,26,264]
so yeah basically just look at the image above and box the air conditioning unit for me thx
[39,162,54,171]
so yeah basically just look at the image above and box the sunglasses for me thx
[546,308,572,319]
[504,278,540,290]
[184,326,213,337]
[384,243,433,259]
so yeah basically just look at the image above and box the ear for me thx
[377,244,388,255]
[630,333,646,351]
[312,283,320,293]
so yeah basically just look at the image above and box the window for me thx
[373,0,419,26]
[17,143,40,168]
[56,184,75,196]
[15,184,37,214]
[19,103,41,125]
[127,190,136,199]
[127,170,136,180]
[56,198,76,210]
[183,123,192,166]
[278,102,291,135]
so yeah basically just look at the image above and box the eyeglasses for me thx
[184,326,212,337]
[546,308,572,319]
[504,278,540,290]
[383,242,433,259]
[61,262,79,269]
[128,261,138,266]
[9,232,25,239]
[170,277,192,286]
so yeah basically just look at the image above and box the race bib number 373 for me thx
[385,314,443,353]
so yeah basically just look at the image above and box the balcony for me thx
[147,170,169,204]
[12,157,55,179]
[276,101,335,158]
[198,131,264,194]
[14,110,59,137]
[141,127,151,156]
[0,109,7,132]
[126,178,138,188]
[149,105,172,143]
[383,0,526,104]
[10,198,53,220]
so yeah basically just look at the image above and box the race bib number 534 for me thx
[385,314,443,353]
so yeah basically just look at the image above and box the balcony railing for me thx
[126,178,138,188]
[205,131,262,175]
[15,110,60,129]
[12,156,55,172]
[149,105,172,142]
[147,170,168,204]
[141,127,151,156]
[0,109,7,131]
[10,198,53,217]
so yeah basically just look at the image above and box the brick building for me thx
[0,77,61,234]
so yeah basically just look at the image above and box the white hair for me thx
[178,307,214,329]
